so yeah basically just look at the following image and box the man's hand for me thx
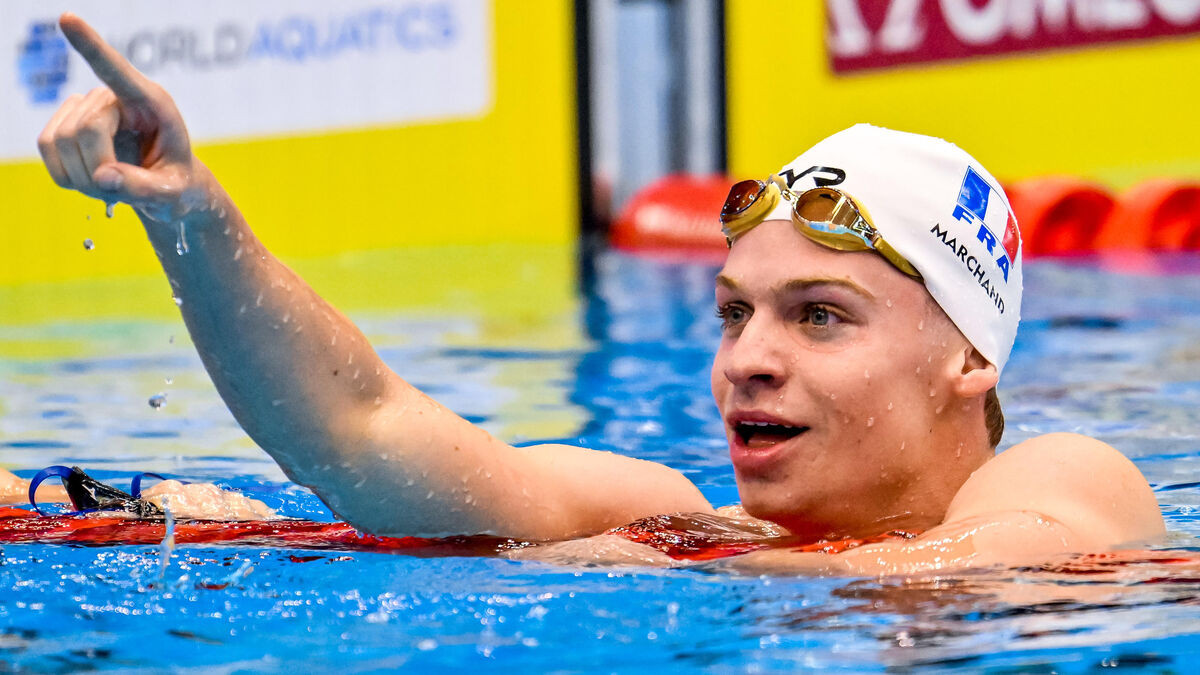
[37,13,202,223]
[142,480,277,521]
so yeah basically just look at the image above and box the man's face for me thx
[711,220,969,537]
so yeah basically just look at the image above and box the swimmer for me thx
[30,13,1164,574]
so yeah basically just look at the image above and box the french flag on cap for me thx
[952,167,1020,282]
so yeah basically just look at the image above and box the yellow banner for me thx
[1,1,579,312]
[726,1,1200,188]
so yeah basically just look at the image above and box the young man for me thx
[29,14,1163,574]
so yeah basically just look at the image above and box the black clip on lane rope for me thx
[29,465,165,519]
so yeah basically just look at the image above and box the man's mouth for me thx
[735,421,810,448]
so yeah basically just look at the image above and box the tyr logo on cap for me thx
[953,167,1019,282]
[779,166,847,189]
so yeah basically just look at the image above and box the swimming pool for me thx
[2,247,1200,671]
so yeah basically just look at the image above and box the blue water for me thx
[2,249,1200,671]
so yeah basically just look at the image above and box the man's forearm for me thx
[134,163,393,487]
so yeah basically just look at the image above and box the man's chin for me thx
[736,487,859,538]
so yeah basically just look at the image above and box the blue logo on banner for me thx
[18,21,69,104]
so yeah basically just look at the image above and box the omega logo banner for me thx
[828,0,1200,72]
[2,0,491,161]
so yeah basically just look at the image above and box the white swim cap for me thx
[766,124,1023,374]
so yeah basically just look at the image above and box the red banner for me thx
[828,0,1200,73]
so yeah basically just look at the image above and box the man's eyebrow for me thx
[715,274,875,300]
[781,277,875,300]
[715,274,739,290]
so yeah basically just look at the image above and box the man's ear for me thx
[952,346,999,397]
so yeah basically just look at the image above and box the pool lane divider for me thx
[612,175,1200,259]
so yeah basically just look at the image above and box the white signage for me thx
[1,0,492,161]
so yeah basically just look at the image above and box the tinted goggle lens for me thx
[720,180,767,223]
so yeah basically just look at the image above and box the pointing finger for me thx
[58,13,150,105]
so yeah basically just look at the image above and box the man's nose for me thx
[723,314,788,388]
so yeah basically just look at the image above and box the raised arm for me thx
[38,14,711,539]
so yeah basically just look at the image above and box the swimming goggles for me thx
[719,176,921,279]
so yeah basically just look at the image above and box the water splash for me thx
[157,502,176,582]
[175,222,189,255]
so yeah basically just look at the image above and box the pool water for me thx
[2,248,1200,671]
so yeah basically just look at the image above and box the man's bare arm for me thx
[38,14,711,539]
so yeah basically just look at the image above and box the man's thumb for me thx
[94,162,164,204]
[94,164,124,192]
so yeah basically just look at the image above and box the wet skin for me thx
[713,219,993,539]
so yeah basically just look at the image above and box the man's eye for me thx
[802,304,839,327]
[716,304,748,327]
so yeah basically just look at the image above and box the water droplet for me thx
[885,298,893,307]
[148,392,167,409]
[929,388,936,397]
[82,238,94,250]
[105,202,115,218]
[175,222,189,255]
[425,491,434,500]
[164,377,173,385]
[172,295,183,306]
[866,417,875,427]
[917,319,925,330]
[887,402,894,411]
[168,335,174,344]
[863,369,870,379]
[900,441,906,450]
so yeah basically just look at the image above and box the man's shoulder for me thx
[944,433,1165,548]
